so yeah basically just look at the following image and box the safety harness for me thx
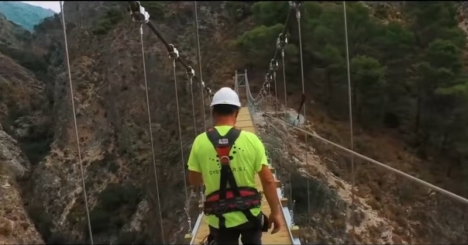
[203,127,262,230]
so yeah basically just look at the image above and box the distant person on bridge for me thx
[187,87,282,245]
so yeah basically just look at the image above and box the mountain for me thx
[1,1,468,244]
[0,1,55,32]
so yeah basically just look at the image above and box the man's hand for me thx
[268,212,282,234]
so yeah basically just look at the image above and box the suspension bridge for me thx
[57,1,468,244]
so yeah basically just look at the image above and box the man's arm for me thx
[259,165,281,215]
[187,137,203,187]
[254,136,281,215]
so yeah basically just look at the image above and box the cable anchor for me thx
[270,59,279,71]
[265,73,273,83]
[206,87,213,98]
[187,66,195,82]
[289,1,297,10]
[168,44,179,60]
[276,33,288,50]
[128,1,150,23]
[289,1,303,10]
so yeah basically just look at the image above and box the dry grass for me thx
[0,221,12,236]
[249,92,468,243]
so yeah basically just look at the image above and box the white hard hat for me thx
[210,87,241,107]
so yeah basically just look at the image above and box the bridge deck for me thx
[190,107,296,245]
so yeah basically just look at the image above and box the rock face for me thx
[0,0,249,242]
[1,1,468,244]
[0,130,44,244]
[7,1,252,244]
[0,13,50,244]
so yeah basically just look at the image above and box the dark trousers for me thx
[208,214,263,245]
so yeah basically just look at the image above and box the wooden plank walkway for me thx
[190,107,294,245]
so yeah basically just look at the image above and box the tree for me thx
[236,1,468,186]
[351,55,387,128]
[236,24,285,65]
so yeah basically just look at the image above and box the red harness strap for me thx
[203,127,262,229]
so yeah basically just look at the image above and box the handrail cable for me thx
[271,5,293,64]
[274,6,293,211]
[139,24,165,243]
[240,2,298,217]
[271,60,279,115]
[293,1,311,220]
[193,0,207,203]
[263,114,468,206]
[193,1,208,129]
[261,3,296,100]
[169,50,191,232]
[187,66,198,136]
[185,68,199,233]
[281,44,288,108]
[128,1,214,99]
[343,1,356,234]
[129,1,210,207]
[60,3,94,244]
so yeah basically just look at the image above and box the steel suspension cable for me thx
[261,4,294,106]
[273,65,278,115]
[264,113,468,205]
[281,49,288,108]
[60,3,93,244]
[139,24,165,243]
[343,1,356,234]
[193,1,207,130]
[294,2,311,217]
[276,23,293,213]
[128,1,214,112]
[188,68,198,136]
[170,56,190,226]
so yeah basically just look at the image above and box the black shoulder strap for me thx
[205,127,242,200]
[206,127,242,163]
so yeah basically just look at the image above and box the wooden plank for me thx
[192,107,293,245]
[237,118,252,123]
[242,126,256,133]
[236,121,254,128]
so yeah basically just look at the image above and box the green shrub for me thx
[87,183,143,235]
[17,122,53,165]
[93,7,123,36]
[91,151,120,174]
[0,44,48,77]
[88,208,112,234]
[26,203,53,242]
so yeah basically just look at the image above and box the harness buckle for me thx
[214,200,227,215]
[234,197,248,210]
[219,155,230,165]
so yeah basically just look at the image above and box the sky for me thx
[22,1,61,13]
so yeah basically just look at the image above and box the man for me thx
[187,87,282,245]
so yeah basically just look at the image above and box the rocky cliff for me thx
[0,1,253,243]
[0,130,44,244]
[0,10,50,245]
[1,1,467,244]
